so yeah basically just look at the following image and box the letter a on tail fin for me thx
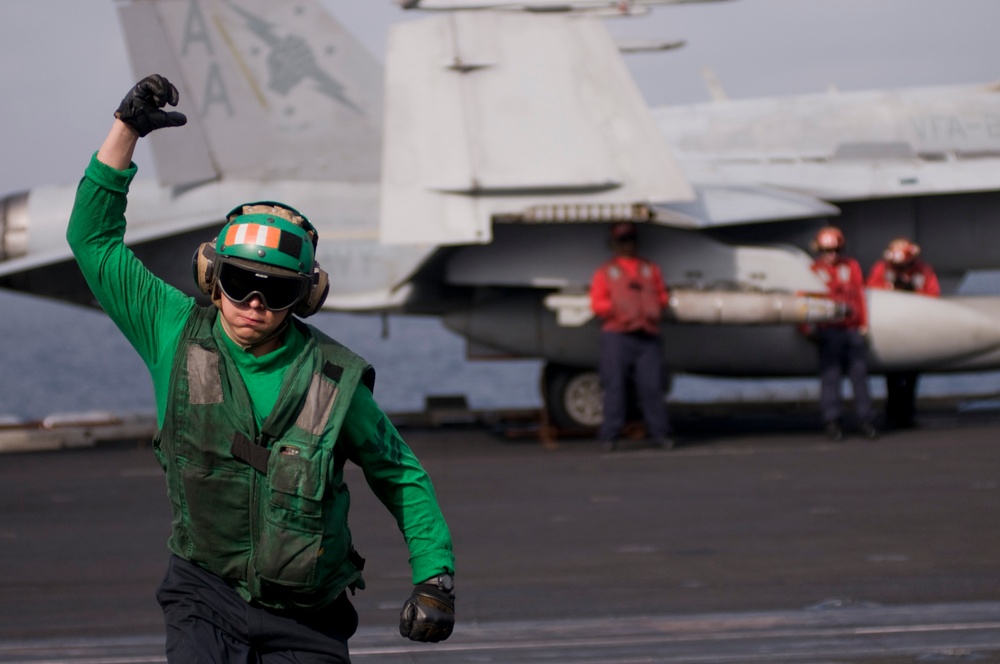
[117,0,383,187]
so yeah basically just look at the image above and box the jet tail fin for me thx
[380,11,695,246]
[117,0,383,187]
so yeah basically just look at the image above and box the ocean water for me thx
[3,289,1000,422]
[0,289,542,421]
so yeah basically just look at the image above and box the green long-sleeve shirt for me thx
[67,154,454,583]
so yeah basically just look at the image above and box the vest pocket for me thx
[255,445,325,587]
[178,459,254,579]
[255,520,323,588]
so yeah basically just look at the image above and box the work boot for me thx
[824,421,844,442]
[860,420,879,440]
[650,436,675,451]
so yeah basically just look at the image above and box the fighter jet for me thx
[1,0,999,430]
[379,8,1000,425]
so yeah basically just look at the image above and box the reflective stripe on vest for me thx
[295,365,342,437]
[815,263,852,285]
[187,345,223,405]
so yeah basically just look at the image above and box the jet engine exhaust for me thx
[0,192,29,261]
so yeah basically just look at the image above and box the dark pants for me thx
[598,330,669,441]
[885,371,920,428]
[817,327,873,425]
[157,555,356,664]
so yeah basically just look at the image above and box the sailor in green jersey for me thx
[67,75,455,663]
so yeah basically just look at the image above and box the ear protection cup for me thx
[295,263,330,318]
[192,241,218,296]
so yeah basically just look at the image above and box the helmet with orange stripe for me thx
[217,202,316,276]
[192,202,329,316]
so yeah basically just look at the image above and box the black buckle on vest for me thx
[348,547,366,571]
[231,432,271,475]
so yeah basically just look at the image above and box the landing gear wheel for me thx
[543,364,603,430]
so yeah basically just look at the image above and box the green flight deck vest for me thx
[153,307,376,610]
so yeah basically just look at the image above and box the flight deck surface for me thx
[1,410,999,663]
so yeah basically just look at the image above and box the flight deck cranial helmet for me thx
[610,222,638,242]
[192,202,330,317]
[884,237,920,266]
[609,222,639,250]
[812,226,845,253]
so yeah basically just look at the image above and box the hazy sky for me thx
[0,0,996,196]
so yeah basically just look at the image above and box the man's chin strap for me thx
[235,318,291,353]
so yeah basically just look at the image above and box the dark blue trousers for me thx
[817,327,873,425]
[885,371,919,428]
[597,330,669,441]
[157,555,356,664]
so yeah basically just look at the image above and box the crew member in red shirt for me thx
[805,226,878,441]
[867,237,940,429]
[590,222,672,451]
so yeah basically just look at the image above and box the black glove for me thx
[114,74,187,137]
[399,583,455,642]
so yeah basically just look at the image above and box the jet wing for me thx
[380,10,695,246]
[0,183,225,306]
[654,183,841,228]
[655,85,1000,203]
[0,222,214,307]
[0,180,215,278]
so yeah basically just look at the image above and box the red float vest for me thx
[811,257,866,330]
[594,258,665,334]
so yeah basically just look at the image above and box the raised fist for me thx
[114,74,187,137]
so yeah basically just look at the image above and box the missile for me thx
[866,289,1000,370]
[667,290,843,325]
[544,289,845,327]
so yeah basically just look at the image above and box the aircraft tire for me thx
[543,364,604,430]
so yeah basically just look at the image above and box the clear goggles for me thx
[217,261,308,312]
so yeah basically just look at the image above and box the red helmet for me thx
[814,226,845,252]
[884,238,920,265]
[610,222,638,241]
